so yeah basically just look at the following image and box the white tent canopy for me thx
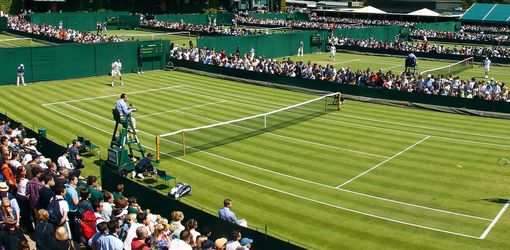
[352,6,387,14]
[408,8,440,16]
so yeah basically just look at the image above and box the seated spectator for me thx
[52,226,78,249]
[57,149,80,177]
[169,229,192,250]
[113,183,125,199]
[96,219,123,249]
[239,237,254,249]
[152,223,171,250]
[86,175,103,203]
[218,199,247,227]
[185,219,200,247]
[215,237,228,250]
[34,209,54,250]
[226,230,242,250]
[68,140,84,169]
[127,196,143,215]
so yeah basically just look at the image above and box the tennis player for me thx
[329,45,336,61]
[483,57,491,79]
[111,58,124,87]
[16,64,26,87]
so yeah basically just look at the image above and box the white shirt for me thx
[57,155,72,169]
[484,59,491,69]
[124,222,143,250]
[226,240,241,250]
[112,61,122,71]
[169,239,192,250]
[17,178,28,196]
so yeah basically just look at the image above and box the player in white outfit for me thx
[111,58,124,87]
[329,45,336,61]
[483,57,491,79]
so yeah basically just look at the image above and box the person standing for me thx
[137,49,144,74]
[484,56,491,79]
[316,36,321,55]
[297,40,304,57]
[16,64,26,87]
[111,58,124,87]
[249,46,255,60]
[329,44,336,61]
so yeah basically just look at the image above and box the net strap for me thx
[160,92,340,137]
[420,57,473,75]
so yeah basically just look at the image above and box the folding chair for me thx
[84,140,100,157]
[157,169,176,186]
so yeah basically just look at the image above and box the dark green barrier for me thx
[333,45,510,65]
[119,15,140,29]
[409,35,510,46]
[249,13,288,20]
[198,31,327,58]
[413,21,460,32]
[0,40,169,85]
[0,17,7,32]
[27,12,129,31]
[101,164,307,250]
[155,13,212,25]
[8,29,75,44]
[332,26,402,41]
[170,59,510,114]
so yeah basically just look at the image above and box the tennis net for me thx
[420,57,474,77]
[157,92,341,158]
[116,31,192,41]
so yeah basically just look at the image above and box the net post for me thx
[155,135,161,161]
[182,131,186,155]
[264,115,267,128]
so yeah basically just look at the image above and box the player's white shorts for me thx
[111,70,121,76]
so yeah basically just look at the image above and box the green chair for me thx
[85,140,100,157]
[157,169,176,186]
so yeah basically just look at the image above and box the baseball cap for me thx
[215,238,227,248]
[202,240,214,249]
[240,237,253,246]
[147,153,154,157]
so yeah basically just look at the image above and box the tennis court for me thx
[0,33,46,47]
[102,29,196,47]
[30,70,510,249]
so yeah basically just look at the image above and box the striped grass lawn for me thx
[102,29,196,48]
[0,33,46,48]
[1,70,510,249]
[282,52,510,83]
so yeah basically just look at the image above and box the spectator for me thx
[49,184,70,236]
[52,226,78,249]
[113,183,125,199]
[152,223,171,250]
[68,140,84,169]
[96,219,123,249]
[34,209,54,250]
[100,191,114,222]
[86,175,103,203]
[88,221,107,249]
[170,211,185,232]
[15,166,32,232]
[124,212,149,250]
[239,237,253,249]
[169,229,192,250]
[226,230,242,250]
[215,238,228,250]
[218,199,247,227]
[77,188,92,216]
[38,174,55,210]
[127,196,143,215]
[0,182,20,226]
[65,174,80,239]
[201,240,215,250]
[57,149,80,177]
[185,219,200,247]
[0,216,28,250]
[131,226,150,250]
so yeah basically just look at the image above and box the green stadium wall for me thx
[170,59,510,114]
[332,26,402,42]
[154,13,235,26]
[197,31,327,59]
[26,12,130,31]
[412,21,460,32]
[0,16,7,32]
[0,40,169,85]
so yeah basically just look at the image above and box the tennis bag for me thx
[168,182,192,199]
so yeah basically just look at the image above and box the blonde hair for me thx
[154,224,166,240]
[55,226,69,241]
[37,209,50,221]
[171,211,184,222]
[1,197,13,218]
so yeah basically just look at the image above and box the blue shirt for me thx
[96,234,124,250]
[65,184,78,212]
[115,99,132,117]
[218,207,238,224]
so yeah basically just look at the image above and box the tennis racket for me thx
[497,157,509,167]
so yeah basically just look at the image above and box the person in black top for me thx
[35,209,54,250]
[38,174,55,210]
[133,153,156,179]
[0,216,27,250]
[137,48,144,74]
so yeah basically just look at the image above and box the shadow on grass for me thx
[483,198,509,204]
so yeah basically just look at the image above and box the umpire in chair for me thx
[405,53,418,75]
[115,93,137,132]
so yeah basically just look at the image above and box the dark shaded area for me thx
[483,198,509,204]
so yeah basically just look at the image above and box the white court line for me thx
[137,100,228,119]
[180,84,510,147]
[382,65,403,71]
[43,102,492,236]
[173,110,389,159]
[479,198,510,239]
[336,136,431,188]
[171,153,482,240]
[42,85,186,106]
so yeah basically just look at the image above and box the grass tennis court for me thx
[284,52,510,82]
[102,29,196,48]
[1,70,510,249]
[0,33,46,47]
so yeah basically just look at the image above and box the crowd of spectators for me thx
[170,46,510,102]
[309,14,415,27]
[234,15,368,30]
[461,24,510,34]
[410,29,509,43]
[141,19,271,36]
[0,118,254,249]
[330,36,510,58]
[7,16,125,44]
